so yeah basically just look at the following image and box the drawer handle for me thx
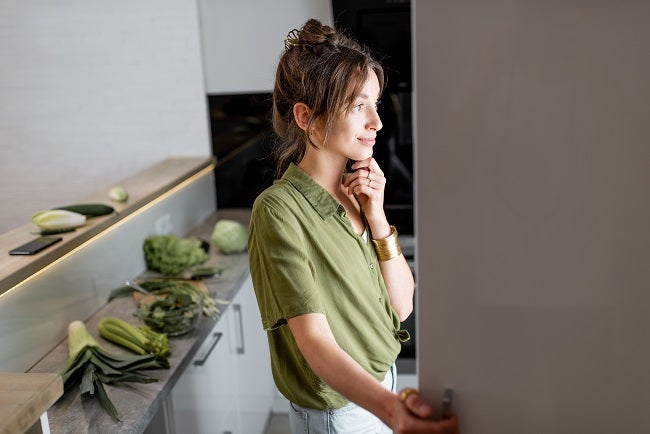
[233,304,245,354]
[234,304,245,354]
[193,332,223,366]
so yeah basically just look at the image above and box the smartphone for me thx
[9,236,63,255]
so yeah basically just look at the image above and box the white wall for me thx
[0,0,333,233]
[415,1,650,432]
[198,0,332,94]
[0,0,211,233]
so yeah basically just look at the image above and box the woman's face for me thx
[316,69,383,163]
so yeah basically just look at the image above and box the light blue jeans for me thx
[288,364,396,434]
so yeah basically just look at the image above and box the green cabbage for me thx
[211,219,247,254]
[143,234,208,276]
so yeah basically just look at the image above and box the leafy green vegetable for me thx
[108,279,224,319]
[143,234,208,276]
[211,219,248,254]
[136,282,204,335]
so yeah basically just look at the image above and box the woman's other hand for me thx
[390,388,461,434]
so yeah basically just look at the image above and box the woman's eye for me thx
[352,103,364,112]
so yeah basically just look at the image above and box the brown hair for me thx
[272,19,385,176]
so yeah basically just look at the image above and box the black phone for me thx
[9,236,63,255]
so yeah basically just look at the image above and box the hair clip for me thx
[284,29,300,51]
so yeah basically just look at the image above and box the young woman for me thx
[248,19,460,434]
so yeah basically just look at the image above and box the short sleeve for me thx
[248,197,323,330]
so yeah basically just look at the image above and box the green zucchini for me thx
[53,203,114,217]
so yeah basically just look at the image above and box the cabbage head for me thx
[143,234,208,276]
[211,219,247,254]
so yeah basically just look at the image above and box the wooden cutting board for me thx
[0,372,63,434]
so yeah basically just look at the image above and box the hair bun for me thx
[284,19,337,52]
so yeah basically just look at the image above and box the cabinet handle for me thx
[234,303,245,354]
[193,332,223,366]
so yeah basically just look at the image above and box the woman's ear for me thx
[292,102,311,131]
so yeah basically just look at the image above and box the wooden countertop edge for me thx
[0,156,216,295]
[0,372,63,434]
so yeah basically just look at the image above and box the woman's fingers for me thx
[350,157,384,177]
[403,389,434,419]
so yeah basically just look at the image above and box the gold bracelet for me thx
[371,225,402,261]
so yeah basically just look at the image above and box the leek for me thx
[61,320,164,422]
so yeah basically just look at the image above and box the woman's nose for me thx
[369,109,382,131]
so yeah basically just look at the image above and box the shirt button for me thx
[370,263,374,269]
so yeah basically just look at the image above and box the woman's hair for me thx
[272,18,385,176]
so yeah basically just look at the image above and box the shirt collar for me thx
[282,163,341,220]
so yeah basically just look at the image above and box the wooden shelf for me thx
[0,156,215,296]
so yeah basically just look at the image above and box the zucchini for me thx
[53,203,114,217]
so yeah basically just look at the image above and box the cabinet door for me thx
[232,275,274,434]
[172,307,240,434]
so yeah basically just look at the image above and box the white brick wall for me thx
[0,0,211,232]
[198,0,332,93]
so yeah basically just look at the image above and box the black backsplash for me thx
[208,91,414,235]
[208,93,276,209]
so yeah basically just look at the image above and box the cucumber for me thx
[53,203,114,217]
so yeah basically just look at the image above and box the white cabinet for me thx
[171,274,274,434]
[232,275,275,433]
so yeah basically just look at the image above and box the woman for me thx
[248,19,460,434]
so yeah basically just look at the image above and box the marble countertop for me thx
[27,209,251,433]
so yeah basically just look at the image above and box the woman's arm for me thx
[287,313,459,433]
[374,247,414,321]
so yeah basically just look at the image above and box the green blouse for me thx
[248,163,408,410]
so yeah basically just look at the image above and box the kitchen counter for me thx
[27,209,251,433]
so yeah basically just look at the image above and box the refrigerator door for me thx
[415,1,650,433]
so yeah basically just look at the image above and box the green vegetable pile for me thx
[107,279,224,336]
[137,287,203,336]
[143,234,208,276]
